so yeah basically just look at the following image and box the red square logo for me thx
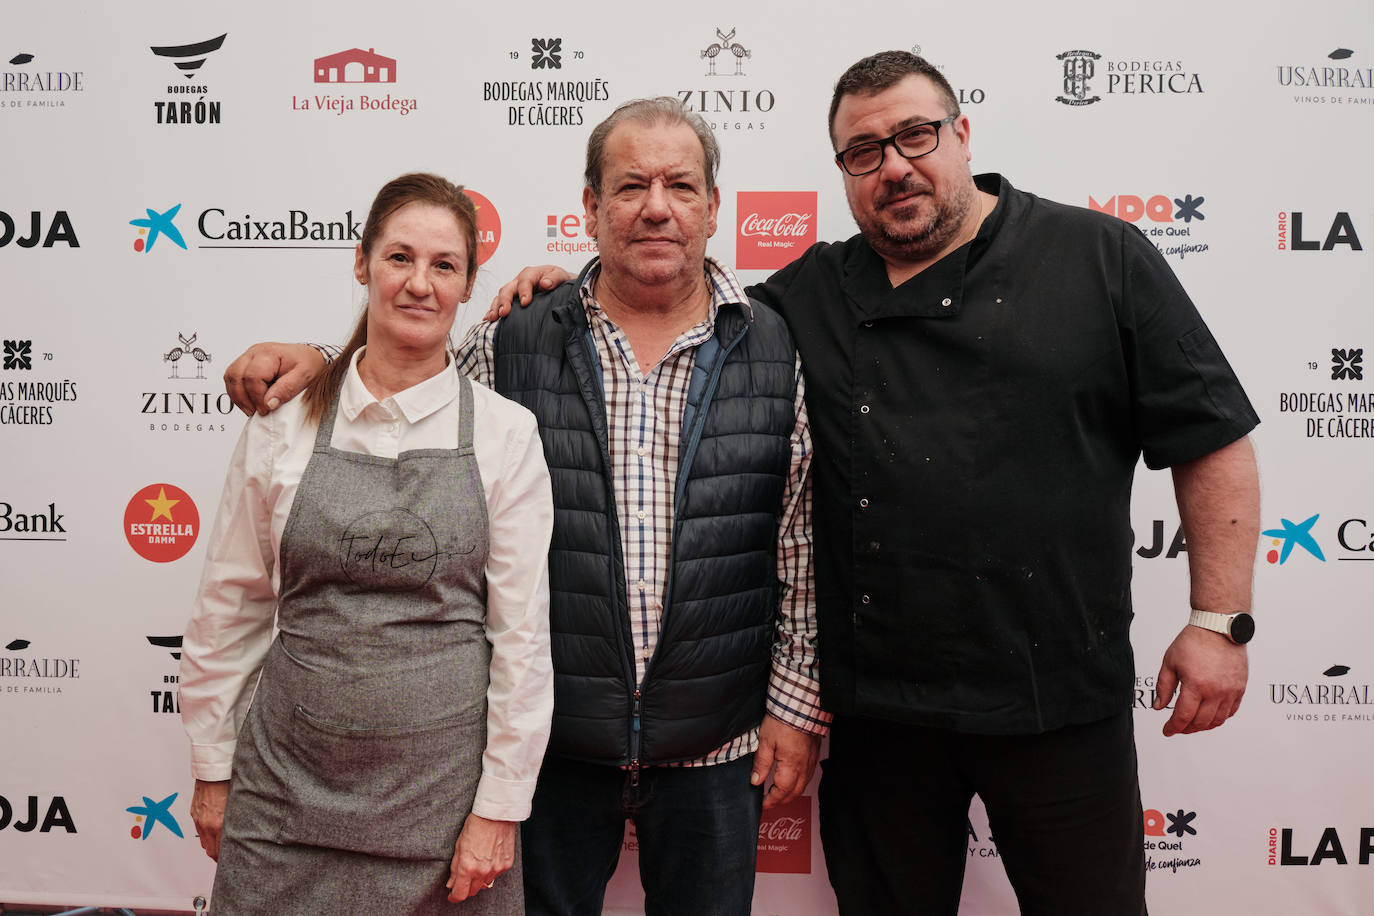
[755,794,812,874]
[736,191,817,270]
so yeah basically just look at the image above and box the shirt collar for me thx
[339,345,460,424]
[841,172,1008,322]
[577,255,753,328]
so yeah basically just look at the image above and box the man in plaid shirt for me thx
[223,98,827,916]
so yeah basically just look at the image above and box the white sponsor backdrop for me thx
[3,0,1372,912]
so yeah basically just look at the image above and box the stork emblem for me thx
[164,331,212,379]
[701,28,749,76]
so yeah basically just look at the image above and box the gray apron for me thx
[212,374,521,915]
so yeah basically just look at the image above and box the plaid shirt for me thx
[455,257,829,766]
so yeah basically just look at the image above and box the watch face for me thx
[1230,613,1256,645]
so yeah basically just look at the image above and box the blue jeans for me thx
[522,754,763,916]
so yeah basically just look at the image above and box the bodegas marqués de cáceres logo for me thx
[481,33,611,128]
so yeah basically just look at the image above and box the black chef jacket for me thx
[749,173,1259,735]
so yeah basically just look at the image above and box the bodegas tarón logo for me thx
[147,636,183,715]
[148,34,225,125]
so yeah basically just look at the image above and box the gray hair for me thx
[584,97,721,197]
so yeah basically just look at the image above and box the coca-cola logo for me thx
[754,794,812,874]
[759,815,805,841]
[740,211,812,238]
[736,191,818,270]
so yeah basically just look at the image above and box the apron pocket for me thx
[276,702,485,860]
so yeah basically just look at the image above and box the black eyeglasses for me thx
[834,114,958,177]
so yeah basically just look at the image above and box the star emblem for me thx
[144,486,181,523]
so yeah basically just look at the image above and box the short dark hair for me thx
[584,97,720,197]
[828,51,960,148]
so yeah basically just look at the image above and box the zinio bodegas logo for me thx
[678,27,772,134]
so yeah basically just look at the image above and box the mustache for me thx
[875,178,931,207]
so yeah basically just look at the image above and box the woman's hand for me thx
[446,813,517,902]
[189,779,231,861]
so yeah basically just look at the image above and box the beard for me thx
[853,175,977,265]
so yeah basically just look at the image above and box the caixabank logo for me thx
[1262,511,1374,565]
[736,192,816,270]
[1056,49,1203,106]
[148,33,226,125]
[2,50,85,113]
[1089,193,1208,261]
[124,483,199,562]
[1268,824,1374,866]
[126,791,185,841]
[293,45,417,117]
[1276,47,1374,108]
[677,27,772,135]
[480,33,611,128]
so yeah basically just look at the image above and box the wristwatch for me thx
[1188,609,1255,645]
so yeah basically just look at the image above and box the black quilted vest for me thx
[491,272,797,765]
